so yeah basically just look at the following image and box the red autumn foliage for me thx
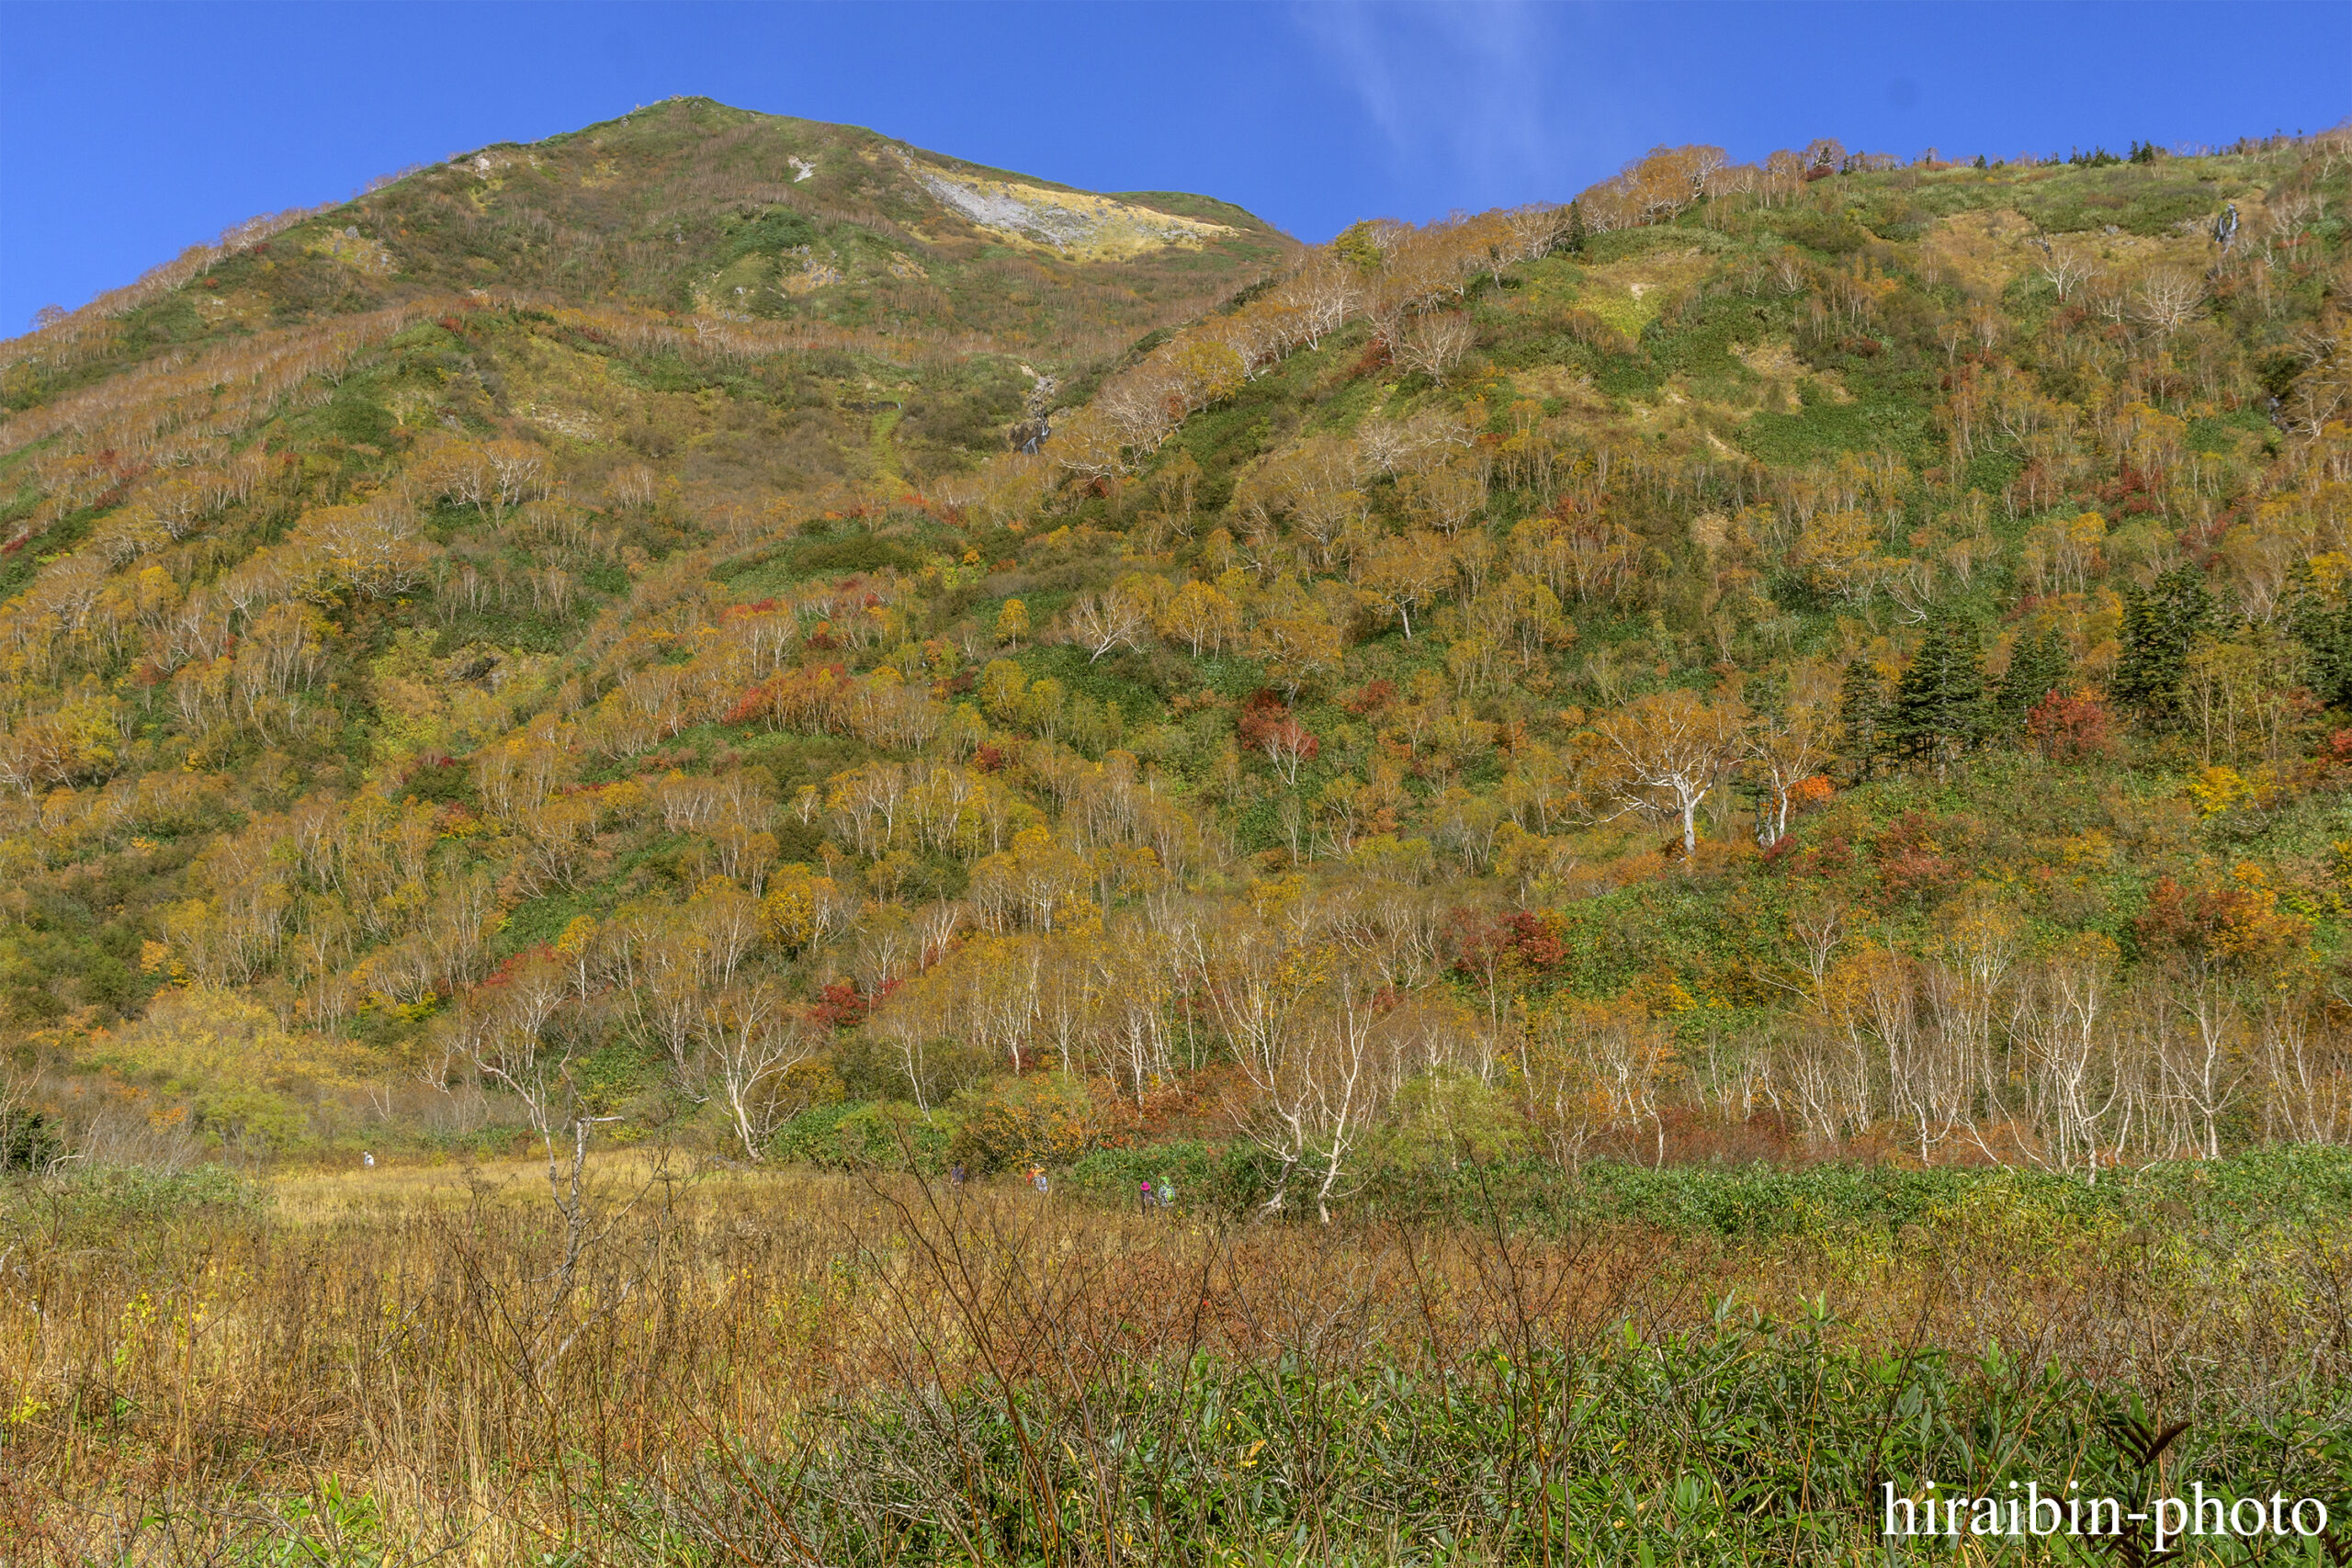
[481,945,560,989]
[2027,691,2117,763]
[1227,692,1320,780]
[1256,716,1317,773]
[1234,689,1292,750]
[1343,679,1398,718]
[2133,872,2310,972]
[1448,908,1572,976]
[1869,811,1960,905]
[808,980,867,1031]
[2315,728,2352,777]
[1237,691,1321,776]
[723,662,852,728]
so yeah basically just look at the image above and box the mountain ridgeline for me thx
[2,105,2350,1201]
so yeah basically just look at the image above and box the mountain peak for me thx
[6,97,1296,392]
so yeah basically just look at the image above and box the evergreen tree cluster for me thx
[2111,568,2216,730]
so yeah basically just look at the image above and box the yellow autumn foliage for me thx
[82,986,383,1150]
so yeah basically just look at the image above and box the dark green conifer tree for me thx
[2109,566,2213,728]
[1889,612,1988,778]
[1838,658,1892,781]
[2287,563,2352,711]
[1993,626,2071,731]
[1564,200,1587,254]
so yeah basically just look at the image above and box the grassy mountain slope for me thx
[2,119,2350,1190]
[1,97,1294,536]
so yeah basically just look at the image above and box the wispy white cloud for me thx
[1292,0,1569,207]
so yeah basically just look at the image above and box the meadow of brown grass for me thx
[2,1150,2348,1565]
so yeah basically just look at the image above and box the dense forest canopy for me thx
[3,102,2350,1211]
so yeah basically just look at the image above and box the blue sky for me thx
[2,0,2345,333]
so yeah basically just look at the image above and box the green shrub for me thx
[2,1163,268,1230]
[772,1099,949,1173]
[1066,1139,1275,1218]
[0,1108,62,1172]
[718,208,818,264]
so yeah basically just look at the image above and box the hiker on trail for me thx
[1139,1179,1157,1214]
[362,1152,375,1169]
[1032,1166,1049,1196]
[948,1162,966,1190]
[1159,1177,1175,1213]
